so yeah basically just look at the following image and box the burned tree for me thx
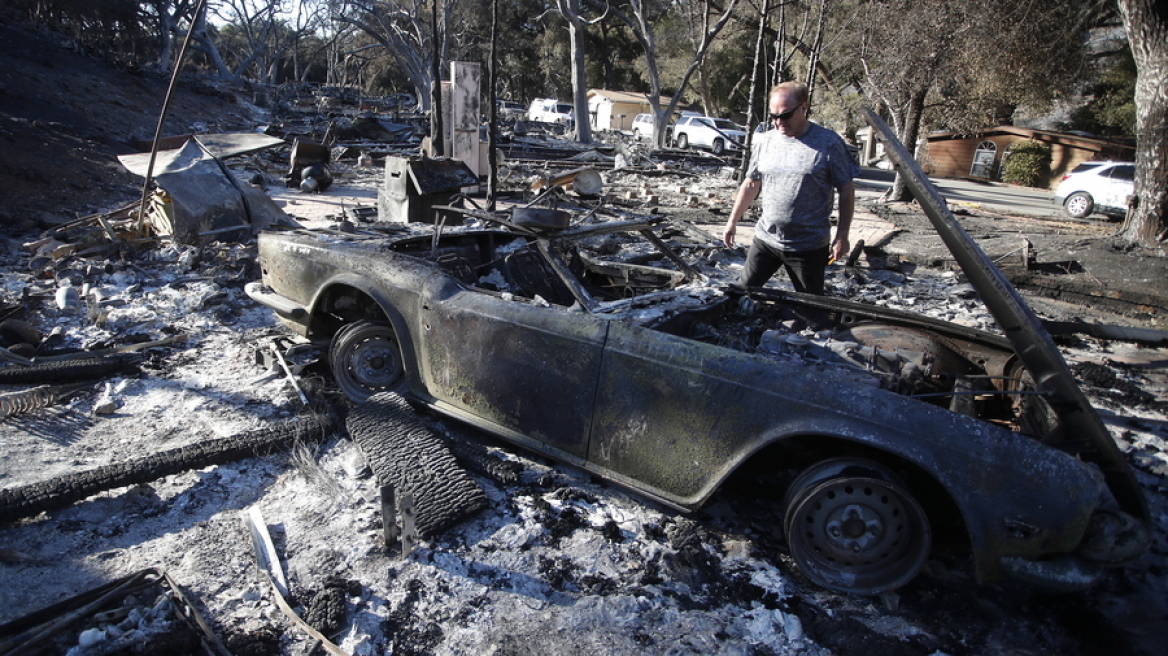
[331,0,458,113]
[1116,0,1168,246]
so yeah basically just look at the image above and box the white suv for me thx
[1053,161,1135,220]
[671,115,746,155]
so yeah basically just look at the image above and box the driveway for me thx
[856,168,1062,218]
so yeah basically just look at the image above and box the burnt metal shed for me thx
[377,156,478,224]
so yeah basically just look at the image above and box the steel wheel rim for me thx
[787,475,930,594]
[331,322,403,401]
[348,335,399,387]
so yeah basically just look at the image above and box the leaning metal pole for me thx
[430,0,444,156]
[136,0,207,236]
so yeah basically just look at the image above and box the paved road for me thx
[856,168,1063,218]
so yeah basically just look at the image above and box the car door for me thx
[418,274,608,459]
[1098,164,1134,213]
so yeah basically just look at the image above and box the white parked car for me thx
[1053,161,1135,220]
[671,115,747,155]
[631,113,672,143]
[527,98,574,125]
[496,99,525,119]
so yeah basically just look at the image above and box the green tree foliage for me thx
[1001,139,1052,188]
[1067,48,1138,136]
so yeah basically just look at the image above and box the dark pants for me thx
[739,239,829,295]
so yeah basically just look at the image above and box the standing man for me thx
[723,81,859,295]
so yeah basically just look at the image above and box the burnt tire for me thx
[346,392,487,537]
[783,458,931,595]
[442,432,523,486]
[1063,192,1094,219]
[329,321,403,403]
[0,412,340,523]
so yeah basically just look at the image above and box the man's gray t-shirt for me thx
[747,122,860,252]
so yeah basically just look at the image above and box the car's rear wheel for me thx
[676,133,689,149]
[1063,192,1095,219]
[329,320,403,402]
[632,128,642,141]
[783,458,931,595]
[712,138,725,155]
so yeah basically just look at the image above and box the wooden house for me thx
[922,126,1134,189]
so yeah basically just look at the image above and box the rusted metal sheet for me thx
[118,138,292,244]
[127,132,285,156]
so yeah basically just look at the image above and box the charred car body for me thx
[247,114,1148,596]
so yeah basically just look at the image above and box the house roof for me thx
[586,89,672,105]
[925,125,1134,153]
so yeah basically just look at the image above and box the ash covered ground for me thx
[1,14,1167,656]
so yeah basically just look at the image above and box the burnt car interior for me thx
[382,219,1056,445]
[387,220,696,308]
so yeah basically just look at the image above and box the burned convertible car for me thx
[247,119,1147,596]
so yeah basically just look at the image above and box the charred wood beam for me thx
[0,411,340,524]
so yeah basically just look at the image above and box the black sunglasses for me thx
[768,105,803,121]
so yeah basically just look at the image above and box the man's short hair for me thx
[770,81,809,106]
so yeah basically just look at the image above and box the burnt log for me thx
[0,357,136,385]
[0,411,340,523]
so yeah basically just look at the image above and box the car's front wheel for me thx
[783,458,931,595]
[632,128,642,142]
[712,138,725,155]
[676,133,689,149]
[1063,192,1095,219]
[329,320,404,402]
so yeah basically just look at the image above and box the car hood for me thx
[863,107,1147,521]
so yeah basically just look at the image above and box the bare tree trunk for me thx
[803,0,828,103]
[1116,0,1168,246]
[188,3,235,79]
[154,2,176,76]
[557,0,594,144]
[887,87,926,202]
[740,0,771,181]
[589,0,735,146]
